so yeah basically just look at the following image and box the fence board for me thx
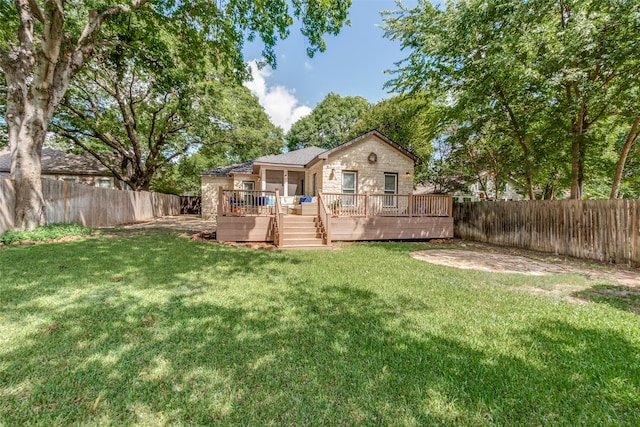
[454,200,640,267]
[0,178,179,233]
[0,179,15,233]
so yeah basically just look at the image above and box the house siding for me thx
[322,134,414,195]
[201,176,232,219]
[202,173,261,219]
[306,161,324,195]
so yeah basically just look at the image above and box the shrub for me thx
[0,223,93,244]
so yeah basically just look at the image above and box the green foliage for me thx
[0,223,92,244]
[286,92,370,150]
[348,94,437,162]
[1,0,351,75]
[51,18,283,192]
[384,0,640,199]
[0,233,639,424]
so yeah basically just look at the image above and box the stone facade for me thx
[201,131,420,219]
[320,134,415,195]
[201,176,232,219]
[201,173,261,219]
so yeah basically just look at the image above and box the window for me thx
[242,181,255,205]
[384,173,397,207]
[96,178,112,189]
[342,171,357,206]
[63,177,77,183]
[312,173,317,196]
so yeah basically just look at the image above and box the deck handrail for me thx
[317,190,331,245]
[321,193,452,217]
[274,189,283,246]
[219,189,277,216]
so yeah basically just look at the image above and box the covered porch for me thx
[215,187,453,247]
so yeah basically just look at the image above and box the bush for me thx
[0,223,93,244]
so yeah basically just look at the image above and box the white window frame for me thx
[342,171,357,207]
[383,173,398,207]
[96,178,112,189]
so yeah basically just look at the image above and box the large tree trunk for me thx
[6,59,52,229]
[9,121,47,229]
[1,1,133,229]
[569,105,587,200]
[610,114,640,199]
[569,137,582,200]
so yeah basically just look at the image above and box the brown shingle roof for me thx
[0,148,112,175]
[253,146,327,167]
[200,160,254,177]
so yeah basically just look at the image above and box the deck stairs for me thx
[278,215,331,249]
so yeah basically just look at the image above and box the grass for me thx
[0,223,93,245]
[0,231,639,426]
[575,284,640,315]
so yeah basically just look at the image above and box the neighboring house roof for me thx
[0,148,112,176]
[201,160,254,177]
[253,146,327,167]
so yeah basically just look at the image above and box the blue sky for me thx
[243,0,420,132]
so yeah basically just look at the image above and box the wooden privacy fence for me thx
[0,179,15,234]
[0,178,180,233]
[180,196,201,215]
[454,200,640,266]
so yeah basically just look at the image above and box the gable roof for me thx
[200,160,254,177]
[199,131,422,178]
[317,130,422,166]
[253,146,327,167]
[0,148,112,175]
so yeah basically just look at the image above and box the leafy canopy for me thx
[285,92,370,150]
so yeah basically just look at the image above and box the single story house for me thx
[202,130,453,248]
[0,148,122,189]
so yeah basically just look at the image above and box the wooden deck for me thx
[215,188,453,247]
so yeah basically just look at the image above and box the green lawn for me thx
[1,231,639,426]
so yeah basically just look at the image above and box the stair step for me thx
[282,237,324,246]
[283,233,321,239]
[278,244,333,250]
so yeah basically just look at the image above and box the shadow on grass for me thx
[574,284,640,316]
[0,235,639,425]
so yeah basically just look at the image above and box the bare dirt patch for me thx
[411,240,640,312]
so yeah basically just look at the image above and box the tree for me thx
[348,94,436,163]
[384,0,640,200]
[0,0,351,230]
[285,92,369,150]
[151,84,284,195]
[50,21,282,192]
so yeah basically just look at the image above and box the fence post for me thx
[63,180,68,224]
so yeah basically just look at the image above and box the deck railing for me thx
[321,193,452,217]
[274,189,284,246]
[219,188,277,216]
[217,188,452,218]
[317,190,331,245]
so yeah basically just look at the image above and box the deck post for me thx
[365,192,369,217]
[408,192,413,217]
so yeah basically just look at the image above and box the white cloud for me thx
[304,60,313,71]
[244,60,311,133]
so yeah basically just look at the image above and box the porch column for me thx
[261,169,266,191]
[283,170,289,197]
